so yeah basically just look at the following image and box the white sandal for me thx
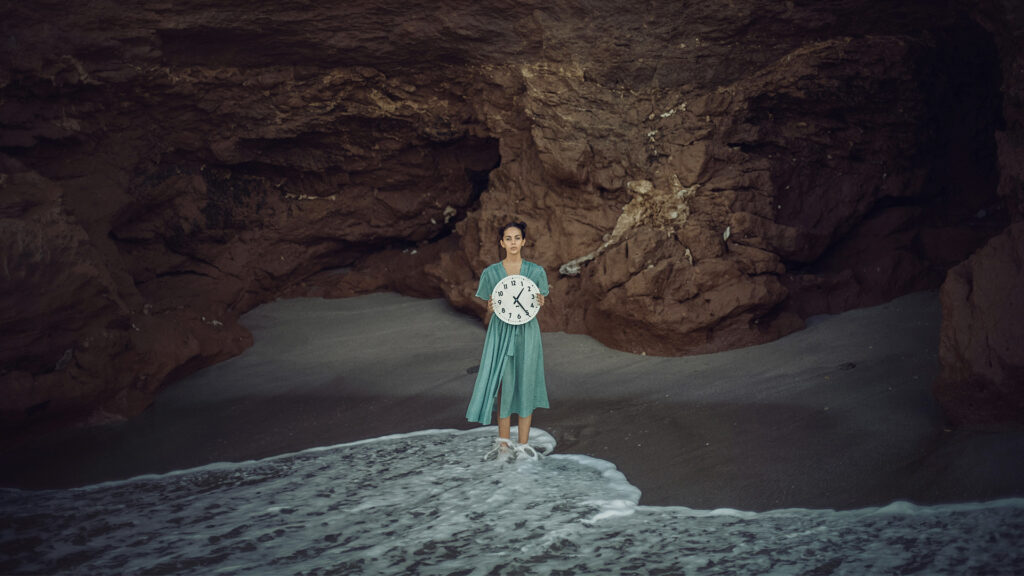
[515,443,542,460]
[483,438,516,462]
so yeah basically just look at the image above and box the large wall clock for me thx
[490,274,540,325]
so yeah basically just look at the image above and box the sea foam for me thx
[1,428,1022,575]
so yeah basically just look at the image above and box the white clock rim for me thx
[490,274,540,326]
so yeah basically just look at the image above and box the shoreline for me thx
[2,291,1023,512]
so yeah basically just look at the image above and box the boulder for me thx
[935,223,1024,426]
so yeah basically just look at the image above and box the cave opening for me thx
[430,134,501,240]
[782,16,1007,301]
[467,165,493,202]
[300,134,501,280]
[916,17,1006,229]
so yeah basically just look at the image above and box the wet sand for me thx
[2,291,1023,511]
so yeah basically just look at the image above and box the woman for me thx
[465,221,550,461]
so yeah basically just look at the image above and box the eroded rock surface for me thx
[936,223,1024,426]
[0,0,1020,431]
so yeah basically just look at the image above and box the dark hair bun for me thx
[498,221,527,240]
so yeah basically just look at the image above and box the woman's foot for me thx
[515,443,542,460]
[483,438,516,462]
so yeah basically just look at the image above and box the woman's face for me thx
[500,226,525,255]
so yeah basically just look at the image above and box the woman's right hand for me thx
[487,299,493,313]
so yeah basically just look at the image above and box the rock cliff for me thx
[1,0,1020,431]
[933,0,1024,427]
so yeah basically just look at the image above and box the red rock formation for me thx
[0,0,1019,431]
[936,223,1024,426]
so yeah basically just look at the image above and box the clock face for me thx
[490,274,540,326]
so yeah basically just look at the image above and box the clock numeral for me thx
[517,313,522,319]
[501,307,506,313]
[502,283,508,289]
[497,291,503,296]
[511,280,517,286]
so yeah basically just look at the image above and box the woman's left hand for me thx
[537,293,545,307]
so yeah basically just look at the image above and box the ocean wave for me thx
[1,428,1022,575]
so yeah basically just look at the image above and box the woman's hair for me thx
[498,221,527,241]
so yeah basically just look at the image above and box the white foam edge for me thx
[637,497,1024,519]
[6,427,1024,520]
[12,427,546,493]
[545,453,642,522]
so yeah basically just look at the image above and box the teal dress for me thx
[466,261,550,425]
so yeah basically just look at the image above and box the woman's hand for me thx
[487,299,493,313]
[537,293,545,307]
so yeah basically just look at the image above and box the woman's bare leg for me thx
[497,385,511,441]
[517,413,532,445]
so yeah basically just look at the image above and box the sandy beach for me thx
[2,291,1023,512]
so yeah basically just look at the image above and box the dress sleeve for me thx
[531,262,550,296]
[475,264,497,300]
